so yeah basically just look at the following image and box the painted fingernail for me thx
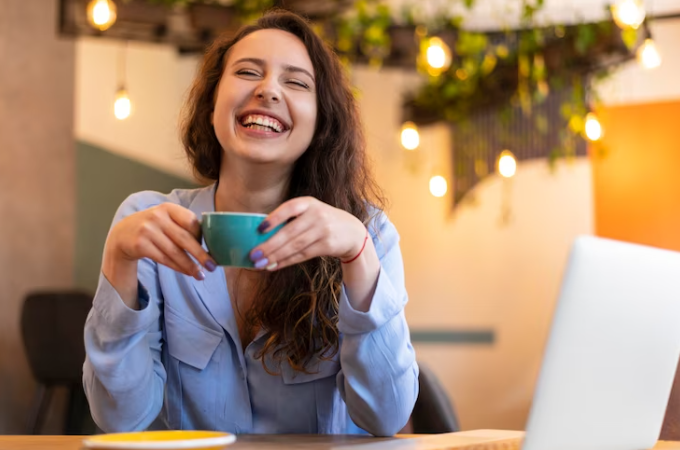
[196,270,206,281]
[254,258,269,269]
[205,260,217,272]
[257,220,270,234]
[266,262,278,271]
[250,249,264,262]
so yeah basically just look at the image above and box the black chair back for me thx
[412,362,460,433]
[21,291,92,384]
[20,290,94,434]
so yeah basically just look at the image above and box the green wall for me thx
[75,141,197,292]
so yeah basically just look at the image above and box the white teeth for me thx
[240,114,284,132]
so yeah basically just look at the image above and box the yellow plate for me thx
[82,430,237,450]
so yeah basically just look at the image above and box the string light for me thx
[114,42,131,120]
[498,150,517,178]
[114,88,131,120]
[637,38,662,69]
[401,122,420,150]
[611,0,646,30]
[423,37,452,76]
[87,0,117,31]
[584,113,603,141]
[429,175,448,197]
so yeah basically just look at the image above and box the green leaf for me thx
[621,28,638,50]
[443,82,460,99]
[456,32,488,55]
[575,24,596,54]
[480,53,497,75]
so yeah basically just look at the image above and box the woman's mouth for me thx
[238,113,289,134]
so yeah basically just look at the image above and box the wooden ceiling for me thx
[59,0,355,53]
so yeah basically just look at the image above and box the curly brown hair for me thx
[181,10,385,373]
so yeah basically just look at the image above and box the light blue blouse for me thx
[83,185,418,436]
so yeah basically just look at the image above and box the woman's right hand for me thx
[102,203,216,308]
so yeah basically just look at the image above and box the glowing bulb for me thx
[87,0,117,31]
[424,37,451,74]
[584,113,603,141]
[637,38,662,69]
[611,0,646,30]
[429,176,448,197]
[401,122,420,150]
[498,150,517,178]
[114,89,131,120]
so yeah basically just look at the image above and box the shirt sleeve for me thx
[82,192,168,432]
[336,213,419,436]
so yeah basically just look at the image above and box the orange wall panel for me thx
[592,100,680,251]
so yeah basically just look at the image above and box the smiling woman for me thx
[83,10,418,438]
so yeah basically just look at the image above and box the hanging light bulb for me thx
[87,0,117,31]
[401,122,420,150]
[584,113,603,141]
[423,37,452,76]
[114,88,131,120]
[611,0,646,30]
[498,150,517,178]
[429,175,448,198]
[637,38,662,69]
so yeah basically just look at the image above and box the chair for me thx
[660,356,680,440]
[20,290,95,435]
[411,362,460,434]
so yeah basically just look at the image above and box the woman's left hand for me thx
[249,196,367,271]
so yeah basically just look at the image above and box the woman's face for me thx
[213,29,318,168]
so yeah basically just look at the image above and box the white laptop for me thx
[522,235,680,450]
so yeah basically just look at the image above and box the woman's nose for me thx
[255,81,280,104]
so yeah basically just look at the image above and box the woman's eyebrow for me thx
[283,64,315,82]
[233,57,314,81]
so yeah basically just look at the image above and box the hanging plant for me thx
[334,0,392,67]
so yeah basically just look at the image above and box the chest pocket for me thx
[164,304,223,429]
[165,304,222,369]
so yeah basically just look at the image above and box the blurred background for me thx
[1,0,679,436]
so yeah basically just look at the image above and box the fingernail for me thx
[254,258,269,269]
[266,262,278,271]
[205,260,217,272]
[250,250,264,262]
[196,270,206,281]
[257,220,270,234]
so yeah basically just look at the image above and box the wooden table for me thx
[0,430,679,450]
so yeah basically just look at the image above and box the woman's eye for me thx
[288,80,309,89]
[237,69,259,77]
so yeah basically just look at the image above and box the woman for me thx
[83,10,418,437]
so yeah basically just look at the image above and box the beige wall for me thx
[75,37,197,179]
[0,0,76,434]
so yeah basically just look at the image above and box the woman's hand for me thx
[249,196,367,271]
[105,203,217,281]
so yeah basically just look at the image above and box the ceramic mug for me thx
[201,212,281,267]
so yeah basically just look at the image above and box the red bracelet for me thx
[341,229,369,264]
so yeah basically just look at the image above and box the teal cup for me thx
[201,212,281,268]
